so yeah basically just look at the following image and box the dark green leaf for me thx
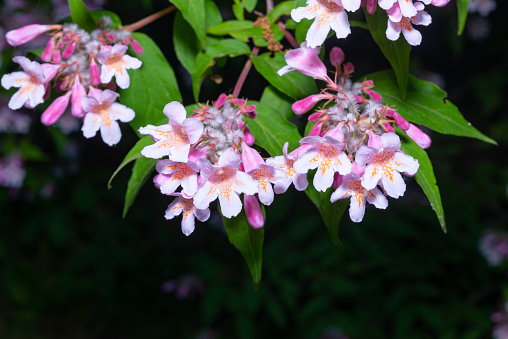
[400,133,446,232]
[68,0,96,32]
[171,0,207,49]
[173,11,200,74]
[242,0,258,12]
[251,52,317,100]
[222,210,264,289]
[305,180,348,246]
[260,86,294,121]
[207,20,254,35]
[230,26,264,43]
[90,10,122,28]
[367,70,496,144]
[206,39,251,58]
[204,0,223,46]
[246,100,302,156]
[123,157,157,217]
[457,0,469,35]
[267,1,295,23]
[119,32,182,131]
[108,136,153,189]
[190,52,214,101]
[365,8,411,99]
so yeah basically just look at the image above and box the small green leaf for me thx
[90,10,122,28]
[119,32,182,132]
[365,8,411,99]
[108,136,153,189]
[246,100,302,156]
[190,52,214,101]
[251,52,317,100]
[207,20,254,35]
[305,180,348,246]
[171,0,207,49]
[222,210,264,289]
[242,0,258,12]
[400,134,446,232]
[260,86,294,121]
[230,26,264,43]
[233,3,245,20]
[173,11,201,74]
[123,157,157,218]
[367,70,496,144]
[267,1,295,23]
[206,39,251,58]
[68,0,96,32]
[457,0,470,35]
[295,19,312,45]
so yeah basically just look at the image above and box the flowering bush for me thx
[0,0,496,290]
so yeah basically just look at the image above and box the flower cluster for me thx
[1,17,142,146]
[278,43,429,222]
[139,96,286,235]
[292,0,449,47]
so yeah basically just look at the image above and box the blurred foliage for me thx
[0,0,507,338]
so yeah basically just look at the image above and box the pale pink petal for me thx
[234,171,259,195]
[313,162,335,191]
[111,44,128,55]
[41,63,61,83]
[394,152,419,175]
[329,10,351,39]
[366,187,388,209]
[362,164,383,190]
[291,5,317,22]
[100,65,115,84]
[109,102,135,122]
[335,152,352,175]
[330,183,350,203]
[194,207,210,222]
[181,209,197,236]
[342,0,361,12]
[7,89,29,110]
[386,20,402,41]
[380,132,401,151]
[218,148,242,169]
[28,84,45,108]
[160,176,183,195]
[349,194,367,222]
[100,89,120,104]
[82,113,101,138]
[241,142,265,173]
[387,2,402,22]
[193,181,217,210]
[401,25,422,46]
[378,0,397,10]
[294,150,319,174]
[414,10,432,26]
[81,96,99,112]
[165,197,183,220]
[274,178,292,194]
[163,101,187,123]
[99,120,122,146]
[182,118,204,144]
[398,0,417,17]
[1,71,27,89]
[181,174,198,196]
[114,70,130,89]
[306,19,330,48]
[293,173,309,191]
[355,146,378,166]
[123,55,142,69]
[219,191,243,218]
[381,171,406,198]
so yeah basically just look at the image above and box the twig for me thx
[233,47,260,98]
[124,6,176,32]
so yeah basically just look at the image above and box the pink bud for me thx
[241,142,264,173]
[306,122,322,136]
[367,0,377,13]
[41,63,61,84]
[277,42,329,82]
[332,173,342,189]
[244,195,264,229]
[239,122,255,146]
[188,146,209,163]
[344,62,354,74]
[308,112,322,122]
[215,93,227,108]
[62,41,76,59]
[62,34,72,42]
[352,162,366,177]
[41,39,55,62]
[130,39,143,54]
[406,124,431,149]
[71,75,86,117]
[6,24,59,46]
[393,112,410,130]
[366,130,382,148]
[52,49,61,63]
[241,105,257,119]
[90,58,101,85]
[106,33,116,41]
[231,98,246,106]
[292,94,327,115]
[431,0,450,7]
[41,91,71,125]
[330,47,345,68]
[380,122,395,133]
[367,89,382,102]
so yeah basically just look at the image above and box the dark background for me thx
[0,0,507,338]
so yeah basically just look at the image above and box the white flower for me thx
[97,44,142,89]
[165,194,210,236]
[386,2,432,46]
[81,88,135,146]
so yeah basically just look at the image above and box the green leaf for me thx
[295,19,312,45]
[190,52,214,101]
[246,100,302,156]
[108,136,153,189]
[90,10,122,28]
[171,0,207,49]
[305,181,348,246]
[457,0,470,35]
[232,3,245,20]
[222,210,264,289]
[251,52,317,100]
[230,26,264,43]
[267,1,295,23]
[119,32,182,131]
[207,20,254,35]
[173,11,200,74]
[260,86,294,121]
[367,70,496,144]
[68,0,96,32]
[242,0,258,12]
[206,39,251,58]
[400,134,446,232]
[365,8,411,99]
[123,157,157,217]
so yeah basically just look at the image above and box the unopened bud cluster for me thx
[1,17,142,146]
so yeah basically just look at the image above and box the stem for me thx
[266,0,274,13]
[124,6,176,32]
[233,47,260,98]
[278,22,299,49]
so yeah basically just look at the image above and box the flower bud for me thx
[215,93,227,108]
[292,94,327,115]
[90,58,101,85]
[62,41,76,59]
[241,142,264,173]
[71,75,86,117]
[130,38,143,54]
[406,123,431,149]
[6,24,59,46]
[330,47,345,68]
[41,39,55,62]
[41,91,71,126]
[244,195,264,229]
[431,0,450,7]
[52,49,61,63]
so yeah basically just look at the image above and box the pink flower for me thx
[139,102,204,162]
[355,133,419,198]
[291,0,351,48]
[330,163,388,222]
[277,42,331,82]
[40,91,71,125]
[1,57,58,110]
[193,148,258,218]
[386,2,432,46]
[81,88,135,146]
[293,125,352,192]
[266,142,310,194]
[6,24,60,46]
[405,123,431,149]
[379,0,419,18]
[244,195,265,229]
[292,94,328,115]
[154,158,199,196]
[165,194,210,236]
[97,44,142,89]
